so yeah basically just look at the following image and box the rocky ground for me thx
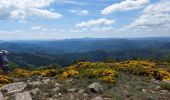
[1,61,170,100]
[0,74,170,100]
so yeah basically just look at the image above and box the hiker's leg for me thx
[2,66,8,75]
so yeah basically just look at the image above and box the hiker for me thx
[0,50,9,74]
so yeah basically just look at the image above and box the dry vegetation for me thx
[0,60,170,99]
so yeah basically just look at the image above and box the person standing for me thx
[0,50,9,74]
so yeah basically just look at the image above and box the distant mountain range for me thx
[1,37,170,68]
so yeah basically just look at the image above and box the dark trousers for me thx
[1,66,9,74]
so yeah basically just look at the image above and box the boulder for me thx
[78,89,85,94]
[155,86,161,90]
[43,79,54,84]
[0,82,27,93]
[162,80,170,84]
[91,96,103,100]
[28,81,43,87]
[30,88,41,95]
[51,87,60,93]
[55,83,62,87]
[15,91,32,100]
[142,89,146,92]
[68,88,77,93]
[88,83,103,94]
[0,92,5,100]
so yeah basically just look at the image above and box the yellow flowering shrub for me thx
[31,70,42,76]
[114,61,156,76]
[12,69,31,78]
[60,62,119,84]
[10,61,170,84]
[62,69,79,78]
[99,76,116,84]
[92,69,118,84]
[41,69,57,77]
[153,69,170,81]
[0,75,13,86]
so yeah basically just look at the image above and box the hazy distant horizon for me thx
[1,36,170,41]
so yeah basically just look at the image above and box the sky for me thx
[0,0,170,40]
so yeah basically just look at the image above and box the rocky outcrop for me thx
[30,88,41,95]
[28,81,43,88]
[0,82,27,93]
[88,83,104,94]
[55,83,62,87]
[162,80,170,84]
[15,91,32,100]
[0,92,5,100]
[91,96,103,100]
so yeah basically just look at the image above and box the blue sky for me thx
[0,0,169,40]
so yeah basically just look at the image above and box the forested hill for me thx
[1,37,170,68]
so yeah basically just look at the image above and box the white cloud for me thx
[90,26,115,33]
[70,9,89,16]
[76,18,115,27]
[101,0,149,15]
[69,26,115,33]
[54,0,87,6]
[143,1,170,14]
[31,8,62,19]
[0,0,62,20]
[126,0,170,29]
[31,26,58,32]
[31,26,42,30]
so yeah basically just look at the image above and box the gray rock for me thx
[162,80,170,84]
[83,93,88,97]
[68,88,77,93]
[43,79,54,84]
[122,90,130,97]
[68,94,75,100]
[0,92,5,100]
[0,82,27,93]
[150,78,156,82]
[51,87,60,93]
[46,98,55,100]
[28,81,43,87]
[15,91,32,100]
[103,98,111,100]
[147,96,154,100]
[88,83,103,94]
[142,89,146,92]
[91,96,103,100]
[58,93,62,97]
[30,88,41,95]
[155,86,161,90]
[160,90,169,93]
[78,89,85,94]
[55,83,62,87]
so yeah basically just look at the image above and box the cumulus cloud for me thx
[76,18,115,27]
[0,0,62,20]
[101,0,149,15]
[31,8,62,19]
[70,9,89,16]
[31,26,58,32]
[126,0,170,29]
[68,26,115,34]
[55,0,87,6]
[90,27,115,33]
[31,26,42,30]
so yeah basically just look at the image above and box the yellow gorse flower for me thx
[62,69,79,78]
[0,75,13,86]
